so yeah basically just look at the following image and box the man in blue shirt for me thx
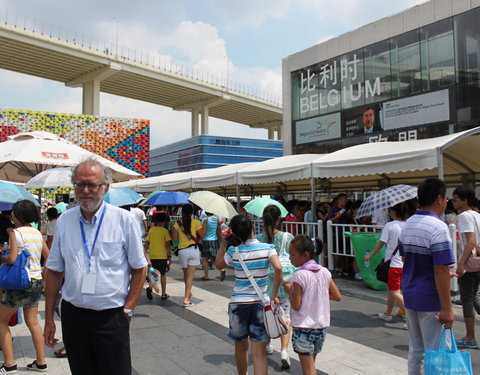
[44,157,147,375]
[398,178,455,375]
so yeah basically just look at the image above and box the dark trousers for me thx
[61,300,132,375]
[458,271,480,318]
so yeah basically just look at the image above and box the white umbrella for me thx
[25,167,73,189]
[0,131,140,183]
[188,191,237,219]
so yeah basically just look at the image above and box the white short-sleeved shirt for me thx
[379,220,405,268]
[46,202,147,310]
[457,210,480,250]
[46,219,57,236]
[130,207,147,237]
[291,266,332,329]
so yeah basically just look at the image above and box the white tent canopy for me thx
[238,154,325,185]
[0,131,140,183]
[112,126,480,195]
[192,162,255,189]
[311,126,480,188]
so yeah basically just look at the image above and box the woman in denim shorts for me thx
[216,215,282,375]
[0,200,50,373]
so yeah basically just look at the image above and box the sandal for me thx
[201,276,209,280]
[161,294,170,300]
[54,347,67,358]
[182,302,193,307]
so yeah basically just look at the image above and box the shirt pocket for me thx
[98,242,125,268]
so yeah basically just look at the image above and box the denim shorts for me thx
[292,327,327,356]
[1,279,43,308]
[228,303,269,343]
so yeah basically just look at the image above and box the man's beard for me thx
[77,194,103,213]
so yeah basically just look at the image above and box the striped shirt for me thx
[399,210,454,311]
[14,226,43,280]
[224,239,276,304]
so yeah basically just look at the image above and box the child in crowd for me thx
[284,235,341,375]
[144,213,172,300]
[45,207,59,250]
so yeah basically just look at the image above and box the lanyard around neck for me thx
[80,205,107,260]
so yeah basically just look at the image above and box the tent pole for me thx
[310,177,316,221]
[236,184,240,212]
[437,149,444,180]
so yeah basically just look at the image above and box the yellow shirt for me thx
[146,226,172,259]
[173,219,202,249]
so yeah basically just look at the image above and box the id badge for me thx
[81,272,97,294]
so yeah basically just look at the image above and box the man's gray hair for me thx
[71,157,113,185]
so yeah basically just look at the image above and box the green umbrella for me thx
[244,198,288,218]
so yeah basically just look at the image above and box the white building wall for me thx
[282,0,478,155]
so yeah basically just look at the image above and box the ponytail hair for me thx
[181,204,193,235]
[229,215,253,244]
[262,205,281,244]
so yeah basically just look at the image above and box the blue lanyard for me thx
[80,205,107,260]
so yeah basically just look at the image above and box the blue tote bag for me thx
[0,249,31,290]
[425,328,473,375]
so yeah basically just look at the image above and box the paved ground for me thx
[7,261,480,374]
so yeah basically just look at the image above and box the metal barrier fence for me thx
[167,215,459,294]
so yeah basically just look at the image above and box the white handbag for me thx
[234,247,289,339]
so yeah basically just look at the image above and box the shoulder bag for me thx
[375,246,399,283]
[0,229,31,290]
[464,211,480,273]
[234,247,289,339]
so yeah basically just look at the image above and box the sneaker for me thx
[456,337,479,349]
[280,350,291,369]
[26,361,47,372]
[146,287,153,301]
[354,273,363,280]
[396,308,406,317]
[403,323,408,330]
[0,364,17,373]
[266,343,273,355]
[378,313,393,321]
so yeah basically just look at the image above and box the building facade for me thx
[150,135,283,176]
[0,108,150,175]
[283,0,480,155]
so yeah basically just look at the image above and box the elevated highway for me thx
[0,21,282,138]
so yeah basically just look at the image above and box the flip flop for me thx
[161,294,170,300]
[201,276,210,280]
[54,347,67,358]
[182,302,193,307]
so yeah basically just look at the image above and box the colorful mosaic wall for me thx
[0,109,150,175]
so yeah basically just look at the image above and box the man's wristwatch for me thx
[123,308,134,318]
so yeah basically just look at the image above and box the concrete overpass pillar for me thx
[277,126,282,140]
[82,80,100,116]
[201,106,209,135]
[268,128,275,140]
[191,109,200,137]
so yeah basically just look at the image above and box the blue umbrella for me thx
[144,191,190,206]
[54,202,69,214]
[104,187,143,207]
[0,181,40,207]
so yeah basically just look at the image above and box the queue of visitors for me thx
[0,158,479,374]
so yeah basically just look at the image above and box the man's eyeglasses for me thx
[73,182,105,191]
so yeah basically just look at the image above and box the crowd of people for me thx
[0,157,479,375]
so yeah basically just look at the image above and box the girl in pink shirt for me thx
[284,235,341,375]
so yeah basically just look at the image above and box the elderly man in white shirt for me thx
[44,157,147,375]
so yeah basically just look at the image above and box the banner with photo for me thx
[295,112,341,145]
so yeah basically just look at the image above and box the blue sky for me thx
[0,0,425,148]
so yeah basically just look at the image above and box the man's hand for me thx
[437,308,454,329]
[44,319,59,348]
[455,264,465,278]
